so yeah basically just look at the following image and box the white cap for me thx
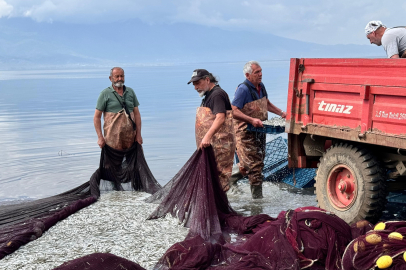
[365,20,384,35]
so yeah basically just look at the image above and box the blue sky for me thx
[0,0,405,45]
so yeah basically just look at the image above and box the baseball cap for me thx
[365,21,384,35]
[187,69,210,84]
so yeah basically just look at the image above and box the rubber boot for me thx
[250,184,263,199]
[229,165,243,186]
[228,165,243,194]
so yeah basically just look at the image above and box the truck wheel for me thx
[315,143,387,224]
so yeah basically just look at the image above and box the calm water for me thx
[0,61,290,201]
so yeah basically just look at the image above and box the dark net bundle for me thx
[217,207,352,270]
[284,207,352,269]
[147,146,238,241]
[0,183,95,260]
[90,143,161,197]
[0,142,161,260]
[153,201,352,269]
[146,145,354,269]
[53,252,146,270]
[342,221,406,270]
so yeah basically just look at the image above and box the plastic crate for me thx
[246,124,285,134]
[262,136,315,188]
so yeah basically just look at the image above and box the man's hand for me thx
[251,118,264,128]
[97,136,106,148]
[281,111,287,118]
[94,109,105,148]
[199,134,211,149]
[135,133,143,145]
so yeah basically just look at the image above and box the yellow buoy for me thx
[365,233,382,244]
[388,232,403,240]
[374,222,386,230]
[376,255,392,269]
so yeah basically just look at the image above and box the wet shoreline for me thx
[0,182,316,270]
[1,181,405,269]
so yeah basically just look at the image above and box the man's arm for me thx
[267,99,286,118]
[133,107,143,145]
[231,105,263,127]
[200,113,225,148]
[94,109,105,148]
[392,53,406,58]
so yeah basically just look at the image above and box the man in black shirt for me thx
[188,69,236,191]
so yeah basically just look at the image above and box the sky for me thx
[0,0,405,45]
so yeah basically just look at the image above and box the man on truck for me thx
[365,20,406,58]
[231,61,286,199]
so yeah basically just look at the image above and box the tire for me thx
[315,143,387,224]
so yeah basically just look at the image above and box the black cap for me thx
[187,69,210,84]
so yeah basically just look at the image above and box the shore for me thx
[0,182,316,270]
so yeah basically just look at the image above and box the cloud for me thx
[3,0,406,45]
[0,0,13,17]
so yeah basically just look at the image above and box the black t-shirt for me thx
[201,85,232,114]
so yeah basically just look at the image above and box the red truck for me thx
[286,58,406,224]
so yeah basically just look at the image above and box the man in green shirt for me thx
[94,67,142,150]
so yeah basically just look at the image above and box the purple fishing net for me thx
[147,146,238,241]
[153,207,352,270]
[0,142,161,260]
[343,221,406,270]
[0,184,95,260]
[53,252,145,270]
[90,143,161,197]
[146,146,352,269]
[1,141,380,269]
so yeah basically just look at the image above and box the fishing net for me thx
[146,146,239,241]
[342,221,406,270]
[2,140,388,269]
[153,207,352,270]
[53,252,145,270]
[146,147,352,269]
[0,142,161,260]
[90,143,161,197]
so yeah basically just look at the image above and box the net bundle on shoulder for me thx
[0,142,161,260]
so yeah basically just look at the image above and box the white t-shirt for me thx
[382,27,406,58]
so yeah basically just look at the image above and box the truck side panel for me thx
[286,58,406,168]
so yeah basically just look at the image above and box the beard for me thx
[197,84,210,97]
[113,81,124,87]
[198,90,206,97]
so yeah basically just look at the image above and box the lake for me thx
[0,61,290,201]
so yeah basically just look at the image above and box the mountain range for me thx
[0,18,383,70]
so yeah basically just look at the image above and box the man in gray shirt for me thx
[365,20,406,58]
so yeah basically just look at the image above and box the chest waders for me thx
[103,92,137,150]
[195,107,236,192]
[233,83,268,191]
